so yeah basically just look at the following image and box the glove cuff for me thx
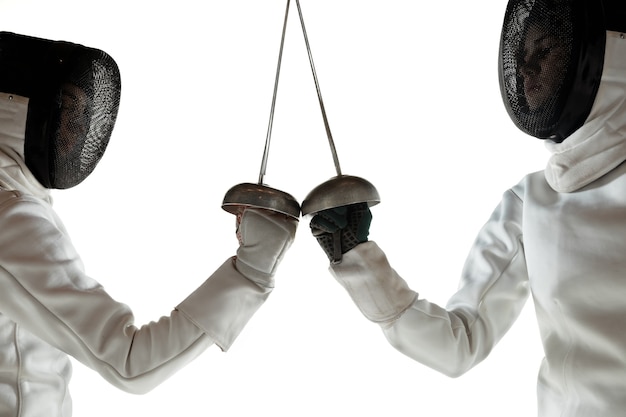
[177,258,271,351]
[236,209,297,288]
[330,241,417,325]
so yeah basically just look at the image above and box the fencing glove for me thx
[329,241,417,325]
[177,208,297,350]
[235,208,298,289]
[310,202,372,264]
[311,204,416,325]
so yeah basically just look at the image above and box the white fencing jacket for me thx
[0,93,288,416]
[330,31,626,417]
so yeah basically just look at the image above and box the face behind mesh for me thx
[0,32,121,189]
[500,0,577,140]
[48,49,121,189]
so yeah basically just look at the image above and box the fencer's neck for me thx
[544,31,626,193]
[0,92,51,202]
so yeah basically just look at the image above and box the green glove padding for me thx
[310,203,372,264]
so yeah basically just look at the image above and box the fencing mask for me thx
[499,0,622,142]
[0,32,121,189]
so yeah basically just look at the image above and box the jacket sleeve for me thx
[0,191,270,394]
[333,189,530,377]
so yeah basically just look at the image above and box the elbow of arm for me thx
[101,372,162,395]
[436,360,473,379]
[384,332,472,378]
[118,385,153,395]
[383,316,480,379]
[95,326,215,395]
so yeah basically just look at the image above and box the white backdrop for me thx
[2,1,547,415]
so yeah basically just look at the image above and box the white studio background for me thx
[2,1,547,416]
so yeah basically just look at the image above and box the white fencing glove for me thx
[177,208,297,350]
[235,208,298,289]
[329,242,417,325]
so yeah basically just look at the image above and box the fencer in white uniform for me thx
[0,32,298,416]
[310,1,626,415]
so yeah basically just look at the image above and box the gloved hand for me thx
[235,207,298,289]
[309,202,372,264]
[176,207,297,351]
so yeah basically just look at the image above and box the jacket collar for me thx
[0,92,51,202]
[545,31,626,193]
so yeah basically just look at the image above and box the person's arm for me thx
[0,191,297,394]
[312,190,529,377]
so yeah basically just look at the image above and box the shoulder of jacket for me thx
[0,188,49,213]
[0,188,22,206]
[509,170,547,202]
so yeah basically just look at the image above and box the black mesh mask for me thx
[499,0,608,142]
[0,32,121,189]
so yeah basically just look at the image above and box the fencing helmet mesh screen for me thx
[0,32,121,189]
[499,0,606,141]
